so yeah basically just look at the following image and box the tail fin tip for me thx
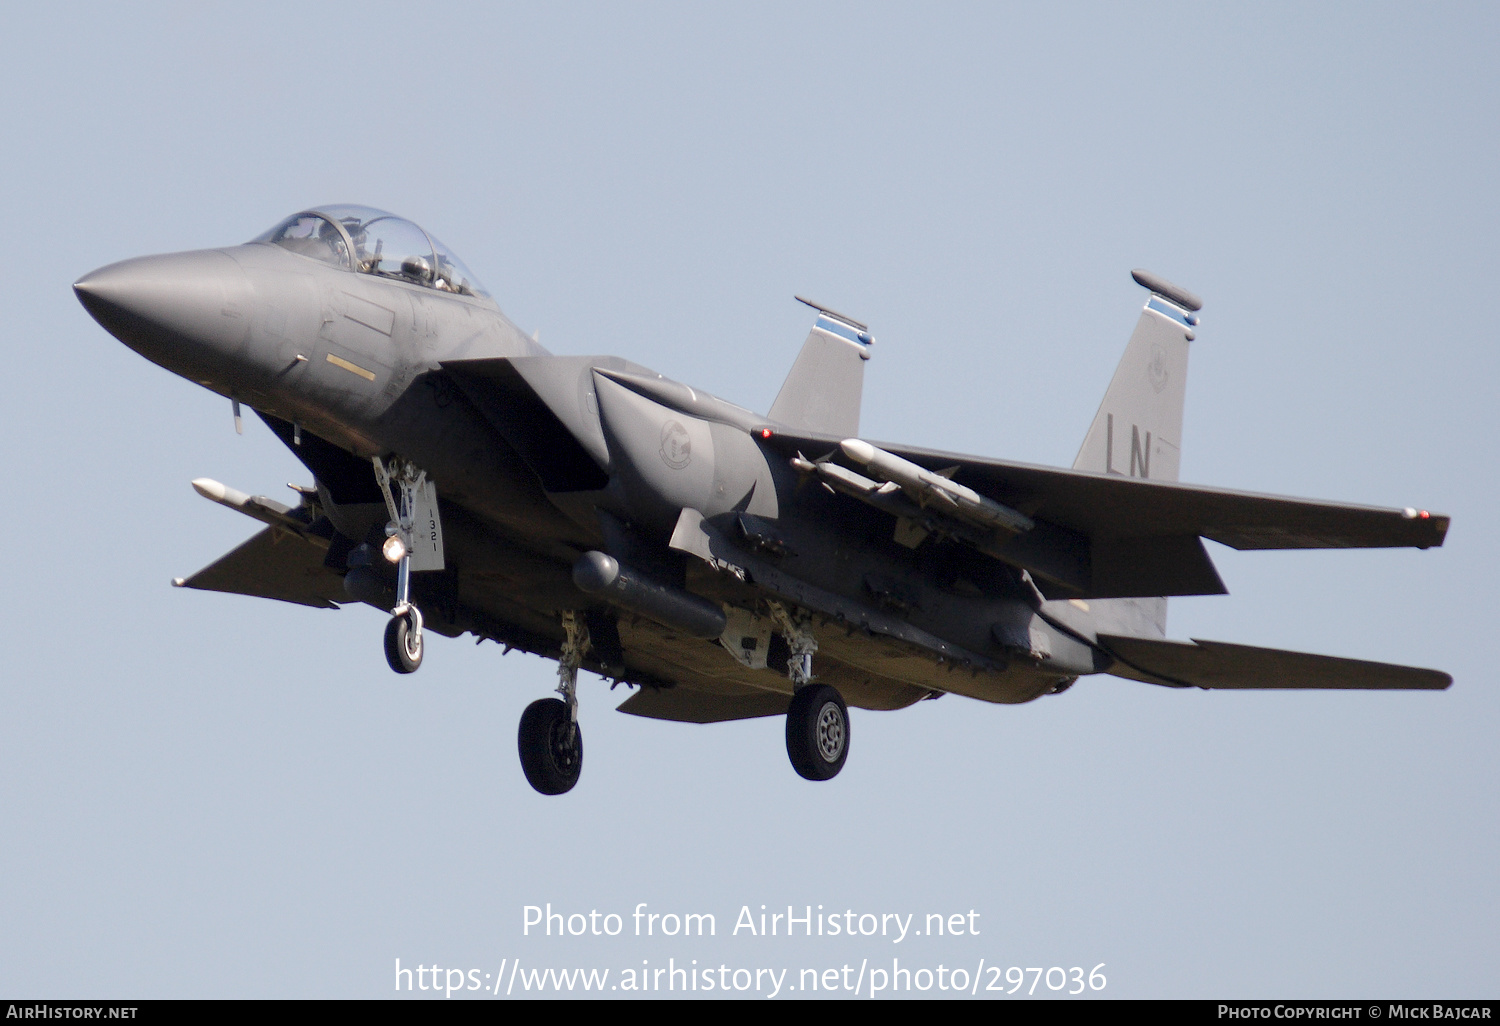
[1131,269,1203,313]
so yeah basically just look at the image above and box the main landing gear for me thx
[768,602,849,781]
[512,603,849,794]
[518,611,588,795]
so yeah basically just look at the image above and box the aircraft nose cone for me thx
[74,249,253,373]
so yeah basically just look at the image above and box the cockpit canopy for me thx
[253,205,492,301]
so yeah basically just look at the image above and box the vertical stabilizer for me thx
[1073,270,1200,482]
[1069,270,1203,638]
[767,297,871,437]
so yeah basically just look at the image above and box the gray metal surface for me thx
[175,526,345,610]
[74,225,1452,753]
[766,317,867,437]
[615,685,793,723]
[1130,268,1203,312]
[1098,634,1453,690]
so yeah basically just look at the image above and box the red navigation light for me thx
[1419,510,1430,519]
[759,428,774,439]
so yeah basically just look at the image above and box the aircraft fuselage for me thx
[73,207,1450,793]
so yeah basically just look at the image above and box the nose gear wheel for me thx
[383,607,423,673]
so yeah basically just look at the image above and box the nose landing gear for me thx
[373,456,441,675]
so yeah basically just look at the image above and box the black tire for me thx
[384,614,423,674]
[518,698,583,795]
[785,684,849,781]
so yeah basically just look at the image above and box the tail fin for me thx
[767,296,871,437]
[1070,270,1203,638]
[1073,269,1201,483]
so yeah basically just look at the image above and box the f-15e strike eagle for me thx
[74,205,1450,795]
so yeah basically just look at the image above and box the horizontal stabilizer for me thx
[616,685,792,723]
[174,527,345,609]
[1098,634,1451,690]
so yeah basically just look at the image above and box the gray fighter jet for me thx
[74,205,1451,795]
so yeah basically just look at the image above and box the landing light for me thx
[383,536,407,563]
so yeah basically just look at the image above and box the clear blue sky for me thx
[2,2,1495,998]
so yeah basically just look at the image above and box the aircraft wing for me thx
[844,438,1449,551]
[1098,634,1452,690]
[175,526,345,609]
[760,431,1446,598]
